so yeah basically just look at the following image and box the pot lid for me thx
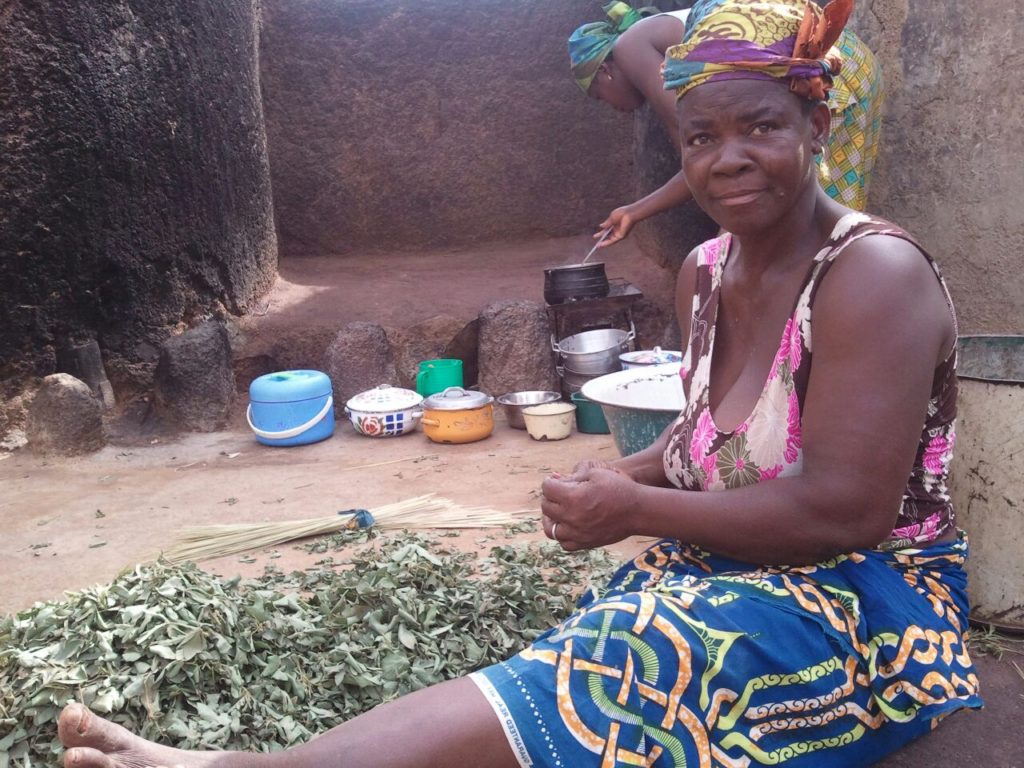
[346,384,422,412]
[422,386,493,410]
[545,262,605,273]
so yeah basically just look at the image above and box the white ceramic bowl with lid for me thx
[619,347,683,370]
[344,384,423,437]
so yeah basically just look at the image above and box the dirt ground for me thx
[2,233,1021,765]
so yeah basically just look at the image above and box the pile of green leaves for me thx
[0,534,616,766]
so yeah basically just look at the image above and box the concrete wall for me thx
[259,0,635,256]
[854,0,1023,334]
[0,0,278,384]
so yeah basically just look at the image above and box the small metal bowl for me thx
[497,390,562,429]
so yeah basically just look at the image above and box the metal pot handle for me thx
[551,334,562,355]
[626,320,636,343]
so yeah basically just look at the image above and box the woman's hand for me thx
[596,205,638,247]
[540,467,639,551]
[562,458,620,481]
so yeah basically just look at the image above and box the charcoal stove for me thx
[546,278,645,350]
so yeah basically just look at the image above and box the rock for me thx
[477,301,558,396]
[55,339,116,409]
[27,374,105,455]
[0,429,27,452]
[153,322,235,431]
[0,382,36,449]
[386,315,466,390]
[324,322,398,407]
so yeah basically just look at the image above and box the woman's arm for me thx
[596,30,693,246]
[544,236,956,564]
[597,172,694,247]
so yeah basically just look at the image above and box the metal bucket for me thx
[950,335,1024,631]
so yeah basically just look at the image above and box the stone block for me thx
[324,322,398,407]
[477,301,558,396]
[153,322,235,431]
[27,374,105,456]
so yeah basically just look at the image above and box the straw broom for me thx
[162,494,536,563]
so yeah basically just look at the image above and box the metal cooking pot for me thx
[552,324,635,374]
[421,386,494,444]
[556,365,602,394]
[543,262,610,305]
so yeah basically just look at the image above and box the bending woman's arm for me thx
[544,236,956,564]
[596,27,694,246]
[598,172,695,247]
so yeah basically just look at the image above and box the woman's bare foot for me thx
[58,703,239,768]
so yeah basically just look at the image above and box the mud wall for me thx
[259,0,635,256]
[855,0,1023,334]
[631,106,719,271]
[634,0,1024,326]
[0,0,278,383]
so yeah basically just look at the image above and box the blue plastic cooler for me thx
[247,370,335,446]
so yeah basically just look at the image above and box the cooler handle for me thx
[247,396,334,440]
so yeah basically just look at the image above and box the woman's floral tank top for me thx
[663,213,958,550]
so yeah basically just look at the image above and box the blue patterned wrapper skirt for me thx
[472,536,982,767]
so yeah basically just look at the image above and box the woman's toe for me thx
[58,703,134,753]
[63,746,118,768]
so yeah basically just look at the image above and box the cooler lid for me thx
[249,370,332,402]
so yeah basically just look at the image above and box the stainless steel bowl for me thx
[497,390,562,429]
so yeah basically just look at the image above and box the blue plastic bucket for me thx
[247,370,335,447]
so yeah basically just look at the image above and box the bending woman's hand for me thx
[596,205,638,247]
[540,467,639,551]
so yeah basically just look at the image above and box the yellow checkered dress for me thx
[819,29,884,211]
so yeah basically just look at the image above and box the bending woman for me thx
[58,1,978,766]
[568,0,884,247]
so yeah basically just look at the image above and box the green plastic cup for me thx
[571,392,610,434]
[416,359,464,396]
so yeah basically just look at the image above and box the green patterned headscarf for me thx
[568,2,661,93]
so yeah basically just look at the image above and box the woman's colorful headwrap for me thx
[568,2,660,93]
[662,0,853,102]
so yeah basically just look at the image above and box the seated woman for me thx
[57,1,979,766]
[568,0,884,246]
